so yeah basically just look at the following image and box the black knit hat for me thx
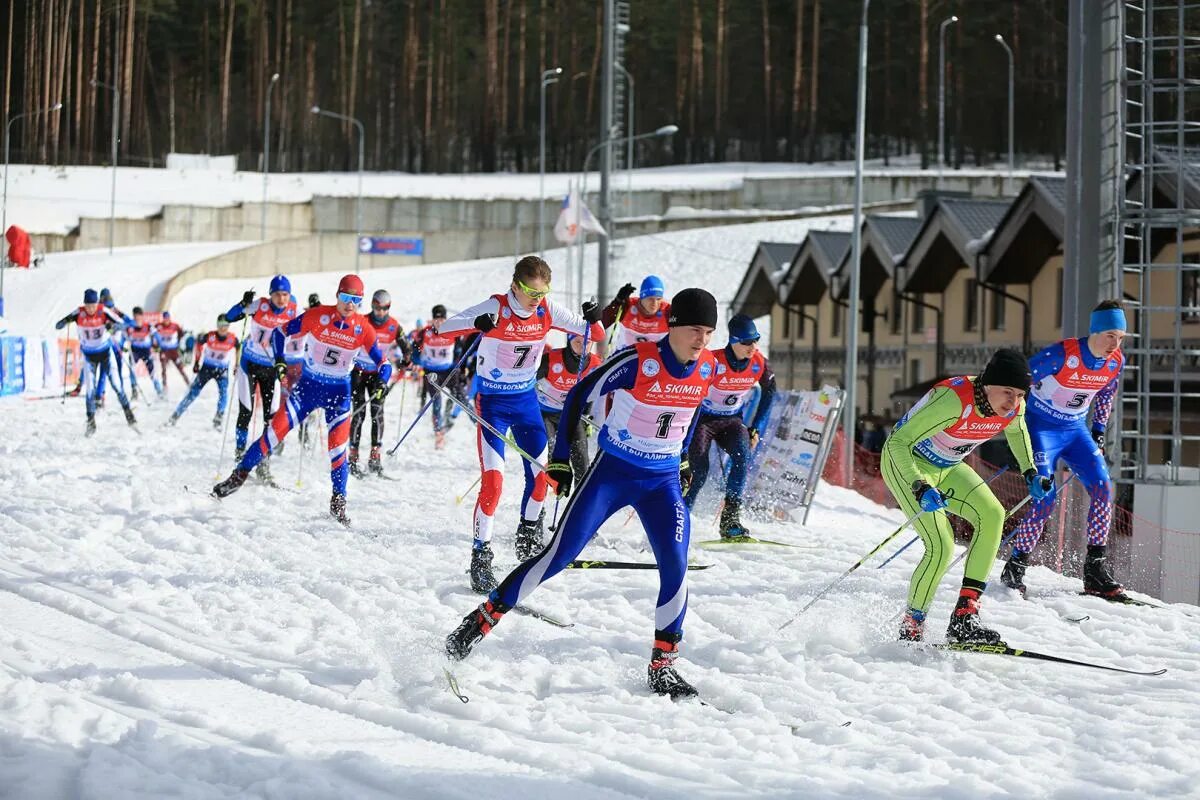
[980,348,1032,392]
[667,288,718,329]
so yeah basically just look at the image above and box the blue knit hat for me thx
[727,313,760,344]
[640,275,665,298]
[269,274,291,295]
[83,288,99,304]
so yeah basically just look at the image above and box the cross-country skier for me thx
[537,333,601,478]
[125,306,164,400]
[412,304,461,448]
[156,311,190,391]
[446,288,719,699]
[684,313,777,538]
[434,256,604,590]
[167,314,238,429]
[211,274,392,526]
[1001,300,1127,599]
[600,274,671,352]
[54,288,138,436]
[96,288,129,401]
[883,348,1048,645]
[223,275,298,480]
[349,289,409,476]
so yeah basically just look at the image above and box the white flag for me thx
[554,185,607,244]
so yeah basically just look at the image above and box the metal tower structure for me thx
[1118,0,1200,485]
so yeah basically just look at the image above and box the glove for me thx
[546,461,573,497]
[274,359,288,382]
[1091,427,1106,454]
[1024,469,1054,502]
[680,459,693,496]
[474,313,496,333]
[241,290,256,308]
[581,301,602,324]
[378,362,393,386]
[912,480,948,513]
[749,429,760,450]
[370,384,387,402]
[192,362,201,374]
[616,283,636,303]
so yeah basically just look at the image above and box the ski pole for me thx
[778,504,932,631]
[387,336,480,456]
[603,303,625,358]
[60,322,71,404]
[431,379,549,474]
[455,473,483,505]
[876,466,1010,570]
[213,312,250,478]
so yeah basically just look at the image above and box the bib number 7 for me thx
[513,344,533,368]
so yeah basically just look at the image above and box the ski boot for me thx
[647,633,698,699]
[85,414,97,437]
[255,459,274,486]
[898,608,926,642]
[123,405,138,428]
[946,585,1004,646]
[349,446,364,478]
[1083,544,1126,599]
[445,598,509,661]
[434,428,446,450]
[330,493,351,526]
[514,512,545,562]
[1000,549,1030,596]
[166,413,180,427]
[368,446,383,475]
[469,543,498,593]
[131,386,141,401]
[212,468,249,498]
[212,414,223,431]
[718,499,751,540]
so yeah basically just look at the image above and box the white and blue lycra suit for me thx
[490,339,716,643]
[54,296,133,418]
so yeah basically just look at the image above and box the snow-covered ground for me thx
[2,218,1198,798]
[1,383,1197,799]
[0,156,1036,235]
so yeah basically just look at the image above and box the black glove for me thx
[616,283,636,303]
[680,459,693,495]
[192,362,201,374]
[474,313,496,333]
[274,359,288,382]
[581,301,602,325]
[1091,427,1106,454]
[241,290,256,308]
[547,461,573,497]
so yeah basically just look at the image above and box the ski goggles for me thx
[515,278,551,300]
[337,291,364,307]
[372,301,391,312]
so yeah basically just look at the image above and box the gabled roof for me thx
[1127,146,1200,218]
[779,230,849,305]
[730,241,797,318]
[834,215,922,301]
[901,199,1011,293]
[979,176,1067,284]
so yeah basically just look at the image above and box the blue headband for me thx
[1089,308,1126,334]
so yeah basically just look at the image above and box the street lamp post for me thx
[311,106,366,272]
[538,67,562,257]
[262,72,280,241]
[994,34,1015,180]
[579,124,677,301]
[938,15,959,175]
[614,63,635,216]
[843,0,870,488]
[90,77,120,254]
[2,102,62,316]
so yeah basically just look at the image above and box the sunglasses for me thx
[337,292,363,307]
[515,278,551,300]
[372,302,391,312]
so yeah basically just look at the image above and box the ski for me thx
[696,536,806,549]
[443,667,469,704]
[511,605,573,628]
[567,559,712,571]
[1063,614,1090,624]
[934,641,1166,676]
[1077,591,1170,610]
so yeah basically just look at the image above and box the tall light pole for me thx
[311,106,366,272]
[579,124,678,301]
[261,72,280,241]
[938,15,959,175]
[994,34,1015,180]
[2,102,62,317]
[538,66,562,257]
[614,62,635,216]
[843,0,870,488]
[90,76,120,254]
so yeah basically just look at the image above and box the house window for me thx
[832,303,842,337]
[891,287,903,335]
[911,294,925,333]
[797,309,806,337]
[1184,255,1200,323]
[991,288,1007,331]
[965,279,980,331]
[910,358,922,384]
[1055,267,1064,328]
[782,306,791,339]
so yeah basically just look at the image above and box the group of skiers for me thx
[52,257,1129,700]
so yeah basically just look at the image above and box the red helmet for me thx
[337,274,364,298]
